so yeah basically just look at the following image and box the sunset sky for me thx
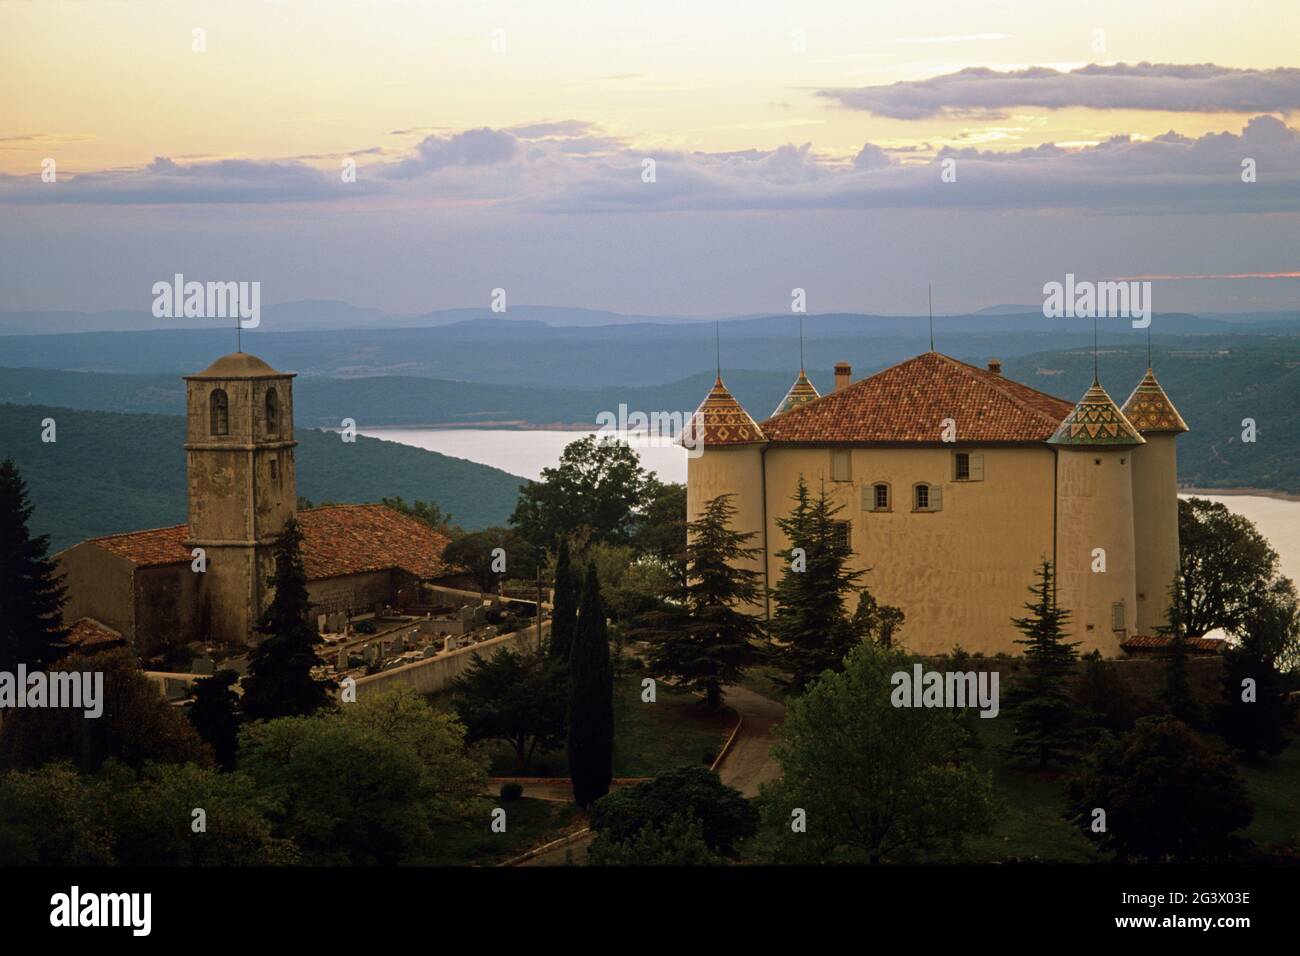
[2,0,1298,315]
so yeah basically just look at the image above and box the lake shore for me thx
[1181,487,1300,503]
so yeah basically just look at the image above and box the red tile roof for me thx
[1120,634,1224,654]
[759,352,1075,444]
[83,505,453,581]
[65,617,126,649]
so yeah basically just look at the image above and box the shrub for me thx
[499,782,524,801]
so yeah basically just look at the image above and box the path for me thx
[511,683,785,865]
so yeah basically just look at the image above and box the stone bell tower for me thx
[183,352,297,646]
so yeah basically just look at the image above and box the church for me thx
[685,351,1189,657]
[57,352,460,656]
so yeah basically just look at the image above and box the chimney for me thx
[834,362,852,392]
[987,358,1002,375]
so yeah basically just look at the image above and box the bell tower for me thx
[183,352,297,646]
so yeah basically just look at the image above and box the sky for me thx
[2,0,1299,316]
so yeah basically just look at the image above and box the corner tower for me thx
[685,375,767,608]
[1121,367,1188,634]
[184,352,298,646]
[1049,378,1144,656]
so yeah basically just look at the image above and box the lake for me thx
[360,427,1300,582]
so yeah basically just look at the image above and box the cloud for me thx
[382,127,521,179]
[818,63,1300,119]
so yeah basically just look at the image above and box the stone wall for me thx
[346,621,548,701]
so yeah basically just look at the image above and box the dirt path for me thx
[512,683,784,865]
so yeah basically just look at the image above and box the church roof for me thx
[758,352,1074,444]
[686,376,766,446]
[79,505,455,580]
[771,370,821,416]
[1120,368,1189,434]
[1047,379,1145,447]
[187,352,290,380]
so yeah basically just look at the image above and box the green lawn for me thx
[436,674,735,778]
[425,797,580,866]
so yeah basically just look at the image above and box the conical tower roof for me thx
[685,375,765,447]
[1048,378,1145,447]
[1120,368,1189,434]
[772,369,821,416]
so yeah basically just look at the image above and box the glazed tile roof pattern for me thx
[1047,379,1145,447]
[1120,634,1223,654]
[1121,368,1189,434]
[83,505,453,580]
[686,376,766,446]
[758,352,1075,444]
[772,370,821,417]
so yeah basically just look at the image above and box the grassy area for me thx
[425,797,580,866]
[735,662,793,704]
[437,674,734,778]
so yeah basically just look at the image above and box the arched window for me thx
[265,387,279,437]
[209,389,229,436]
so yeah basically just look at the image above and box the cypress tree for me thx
[568,562,613,807]
[1002,560,1083,768]
[549,536,578,662]
[241,520,333,721]
[645,493,762,708]
[188,669,242,770]
[0,459,68,671]
[1159,574,1202,727]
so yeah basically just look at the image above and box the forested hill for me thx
[0,404,527,552]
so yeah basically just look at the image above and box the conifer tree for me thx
[567,562,614,807]
[644,494,762,708]
[188,670,242,770]
[0,460,68,671]
[1159,574,1202,727]
[548,536,578,662]
[241,520,333,721]
[1002,560,1083,768]
[769,477,872,691]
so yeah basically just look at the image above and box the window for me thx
[831,450,851,482]
[209,389,229,436]
[1111,602,1126,632]
[954,452,984,481]
[831,521,851,551]
[864,482,890,512]
[913,483,943,512]
[265,387,280,437]
[270,458,279,481]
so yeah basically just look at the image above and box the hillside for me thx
[0,404,527,552]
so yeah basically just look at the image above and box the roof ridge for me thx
[931,353,1070,430]
[88,522,186,543]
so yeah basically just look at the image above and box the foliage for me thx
[242,520,334,721]
[1158,574,1204,728]
[631,479,687,581]
[640,493,762,708]
[443,526,536,593]
[587,809,724,866]
[1074,650,1137,734]
[188,669,242,771]
[452,646,566,773]
[568,562,614,807]
[1002,561,1084,768]
[0,763,115,865]
[380,495,456,533]
[510,435,654,556]
[549,536,578,662]
[1217,584,1298,757]
[755,639,994,864]
[0,648,211,772]
[0,459,67,671]
[589,765,757,856]
[1063,717,1254,862]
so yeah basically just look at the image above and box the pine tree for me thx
[1002,560,1083,768]
[0,459,68,671]
[1159,574,1202,727]
[645,494,762,708]
[241,520,333,721]
[567,562,614,807]
[188,670,242,770]
[549,536,578,662]
[769,477,872,691]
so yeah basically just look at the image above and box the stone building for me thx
[56,351,459,656]
[685,351,1188,657]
